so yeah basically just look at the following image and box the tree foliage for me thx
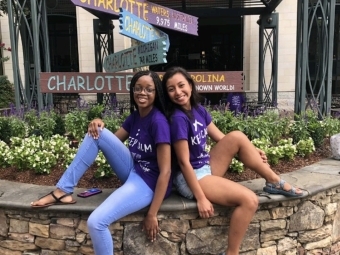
[0,75,14,108]
[0,0,7,16]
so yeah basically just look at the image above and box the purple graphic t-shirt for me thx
[122,107,172,197]
[170,105,211,169]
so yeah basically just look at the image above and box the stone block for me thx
[298,224,332,243]
[9,218,29,233]
[0,239,37,251]
[0,246,21,255]
[29,222,49,238]
[123,223,179,255]
[50,224,75,240]
[304,236,332,250]
[8,232,34,243]
[35,237,65,251]
[289,201,324,232]
[261,219,286,231]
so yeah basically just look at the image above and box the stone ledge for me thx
[0,158,340,213]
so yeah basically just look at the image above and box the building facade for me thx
[1,0,338,111]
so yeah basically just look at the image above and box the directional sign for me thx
[71,0,198,36]
[103,37,167,73]
[146,1,198,35]
[119,8,170,51]
[40,71,244,93]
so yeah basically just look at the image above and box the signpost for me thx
[103,37,167,73]
[119,8,170,51]
[40,71,243,94]
[71,0,198,36]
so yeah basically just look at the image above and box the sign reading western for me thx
[71,0,198,36]
[103,37,167,72]
[119,8,170,51]
[40,71,243,93]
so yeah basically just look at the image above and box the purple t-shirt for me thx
[170,105,211,169]
[227,93,245,113]
[122,107,172,197]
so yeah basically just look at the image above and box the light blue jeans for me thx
[56,128,154,255]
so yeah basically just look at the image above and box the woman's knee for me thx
[227,130,248,141]
[248,192,259,212]
[87,211,106,232]
[238,190,259,212]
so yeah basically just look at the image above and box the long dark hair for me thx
[129,70,167,115]
[161,66,203,119]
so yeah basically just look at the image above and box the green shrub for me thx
[289,115,309,144]
[102,110,124,133]
[296,137,315,157]
[24,109,39,136]
[0,117,11,144]
[8,116,27,139]
[88,103,105,121]
[53,113,66,136]
[65,109,88,141]
[38,111,57,139]
[0,76,14,108]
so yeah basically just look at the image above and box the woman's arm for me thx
[114,127,129,142]
[207,122,225,143]
[87,118,129,142]
[143,143,171,242]
[174,140,214,219]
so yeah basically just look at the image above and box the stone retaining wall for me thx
[0,187,340,255]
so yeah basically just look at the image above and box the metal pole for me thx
[326,0,336,115]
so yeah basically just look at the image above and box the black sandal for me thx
[31,191,76,208]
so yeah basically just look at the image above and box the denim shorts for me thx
[174,165,212,200]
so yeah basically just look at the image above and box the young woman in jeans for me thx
[161,66,302,255]
[31,70,172,255]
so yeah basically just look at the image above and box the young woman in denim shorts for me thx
[161,66,302,255]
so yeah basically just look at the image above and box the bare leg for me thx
[199,176,258,255]
[209,131,301,193]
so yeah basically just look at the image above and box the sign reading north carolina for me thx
[71,0,198,36]
[103,37,167,72]
[40,71,243,93]
[119,8,170,51]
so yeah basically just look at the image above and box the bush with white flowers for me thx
[0,140,10,167]
[229,158,244,173]
[6,135,72,174]
[296,137,315,157]
[94,151,113,178]
[277,138,297,160]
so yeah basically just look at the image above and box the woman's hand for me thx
[197,198,214,218]
[142,213,160,242]
[88,118,105,139]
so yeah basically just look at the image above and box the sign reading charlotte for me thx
[40,71,243,93]
[71,0,198,36]
[103,37,167,72]
[119,8,170,51]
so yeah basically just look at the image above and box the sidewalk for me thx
[0,158,340,212]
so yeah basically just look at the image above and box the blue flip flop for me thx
[263,179,303,197]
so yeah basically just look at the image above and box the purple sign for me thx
[71,0,198,36]
[146,2,198,35]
